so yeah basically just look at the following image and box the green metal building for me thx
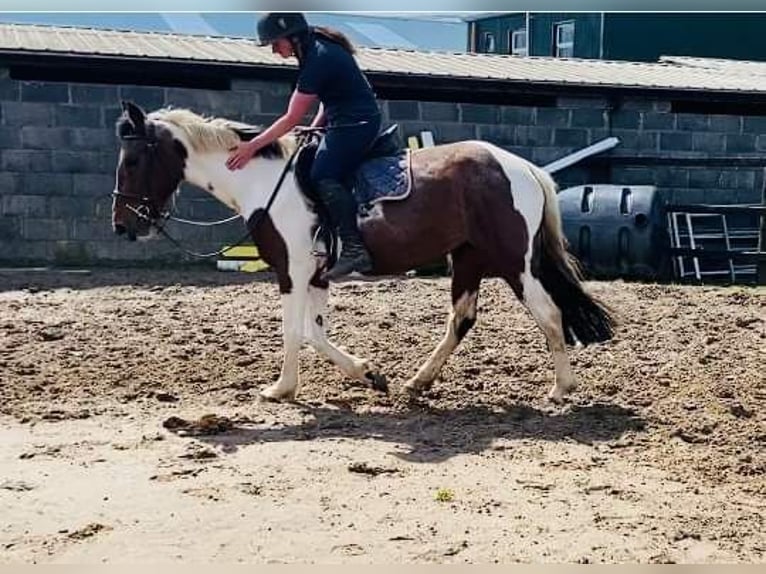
[468,13,766,62]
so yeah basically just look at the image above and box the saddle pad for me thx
[352,150,412,207]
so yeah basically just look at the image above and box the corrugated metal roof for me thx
[1,23,766,95]
[659,55,766,78]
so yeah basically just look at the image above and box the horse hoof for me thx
[547,390,567,404]
[365,371,388,394]
[403,378,432,395]
[259,385,296,402]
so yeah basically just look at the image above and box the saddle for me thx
[294,124,413,260]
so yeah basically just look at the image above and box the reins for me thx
[113,121,365,261]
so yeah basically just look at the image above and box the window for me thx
[510,28,527,56]
[482,31,496,53]
[554,21,575,58]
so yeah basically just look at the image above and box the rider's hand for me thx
[226,140,258,171]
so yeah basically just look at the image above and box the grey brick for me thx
[72,219,114,241]
[21,82,69,104]
[612,167,655,186]
[557,96,609,109]
[0,126,21,148]
[103,106,124,131]
[725,134,756,153]
[55,105,102,128]
[387,100,420,121]
[73,174,115,197]
[1,101,55,127]
[610,110,641,129]
[22,218,70,241]
[677,114,710,131]
[642,112,676,130]
[2,150,52,172]
[514,126,553,146]
[570,108,606,128]
[620,99,658,112]
[554,128,588,148]
[461,104,499,124]
[757,134,766,152]
[691,132,725,153]
[689,169,722,188]
[0,172,21,195]
[53,240,94,266]
[506,146,532,160]
[655,167,689,187]
[1,195,48,216]
[49,196,96,218]
[660,132,692,151]
[613,129,658,153]
[70,128,116,151]
[22,173,72,195]
[52,150,113,174]
[709,115,741,133]
[531,147,564,166]
[421,102,459,122]
[0,215,22,241]
[259,91,290,114]
[21,127,72,150]
[0,76,19,102]
[500,106,534,125]
[165,87,257,118]
[535,108,569,127]
[230,79,292,94]
[118,86,166,111]
[70,84,119,105]
[742,116,766,134]
[432,122,476,143]
[477,124,515,146]
[653,101,672,112]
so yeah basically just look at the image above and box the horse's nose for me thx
[114,223,126,236]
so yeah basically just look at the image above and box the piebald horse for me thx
[111,101,615,403]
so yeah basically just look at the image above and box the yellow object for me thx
[217,245,270,273]
[407,136,420,150]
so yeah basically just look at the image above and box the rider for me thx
[226,12,382,281]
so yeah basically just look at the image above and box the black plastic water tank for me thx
[557,184,669,280]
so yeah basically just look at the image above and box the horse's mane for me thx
[147,107,295,159]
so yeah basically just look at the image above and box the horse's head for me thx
[111,101,187,241]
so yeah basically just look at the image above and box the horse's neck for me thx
[185,152,292,221]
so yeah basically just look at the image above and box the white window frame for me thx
[482,31,496,53]
[510,28,528,56]
[554,21,575,58]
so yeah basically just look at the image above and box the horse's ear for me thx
[121,100,147,135]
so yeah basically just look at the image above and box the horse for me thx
[111,100,615,404]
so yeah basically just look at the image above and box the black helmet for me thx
[256,13,308,45]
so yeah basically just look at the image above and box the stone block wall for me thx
[0,66,762,266]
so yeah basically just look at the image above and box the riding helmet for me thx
[256,13,309,45]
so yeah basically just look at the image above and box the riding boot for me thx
[315,178,373,281]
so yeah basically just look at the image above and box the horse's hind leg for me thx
[304,283,388,392]
[404,244,484,394]
[506,269,576,403]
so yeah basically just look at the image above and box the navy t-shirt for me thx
[296,32,381,125]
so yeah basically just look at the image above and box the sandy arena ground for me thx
[0,268,763,563]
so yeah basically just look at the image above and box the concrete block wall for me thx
[0,66,762,266]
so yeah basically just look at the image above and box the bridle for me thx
[112,122,364,259]
[111,126,311,259]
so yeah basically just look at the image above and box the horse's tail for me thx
[526,162,617,346]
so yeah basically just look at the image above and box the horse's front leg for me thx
[259,262,313,402]
[304,284,388,393]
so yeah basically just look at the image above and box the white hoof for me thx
[259,382,298,402]
[403,377,433,395]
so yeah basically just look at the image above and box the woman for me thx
[227,12,382,281]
